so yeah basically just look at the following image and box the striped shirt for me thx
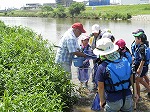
[55,28,79,65]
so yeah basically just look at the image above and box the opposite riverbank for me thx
[0,4,150,20]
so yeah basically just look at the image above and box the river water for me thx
[0,17,150,111]
[0,17,150,49]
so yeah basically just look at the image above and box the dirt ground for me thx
[71,65,150,112]
[73,85,150,112]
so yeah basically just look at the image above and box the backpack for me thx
[119,48,132,64]
[103,57,131,93]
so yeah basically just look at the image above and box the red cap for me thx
[72,23,86,33]
[115,39,126,49]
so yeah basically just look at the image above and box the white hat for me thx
[81,35,90,40]
[102,32,113,39]
[93,38,118,56]
[92,24,100,33]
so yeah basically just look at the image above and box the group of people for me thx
[55,22,150,111]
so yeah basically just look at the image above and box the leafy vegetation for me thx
[0,21,76,111]
[53,5,66,18]
[68,2,85,17]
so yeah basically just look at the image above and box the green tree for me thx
[68,2,85,17]
[41,6,53,12]
[54,5,66,18]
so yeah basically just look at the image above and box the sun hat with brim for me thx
[93,38,119,56]
[72,22,86,33]
[133,32,143,37]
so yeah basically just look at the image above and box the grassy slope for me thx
[85,4,150,15]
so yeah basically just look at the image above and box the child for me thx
[132,31,150,98]
[93,32,115,91]
[115,39,132,64]
[78,35,93,87]
[93,38,133,111]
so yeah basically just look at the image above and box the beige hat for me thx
[92,24,100,33]
[93,38,118,56]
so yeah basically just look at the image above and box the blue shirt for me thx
[55,28,79,65]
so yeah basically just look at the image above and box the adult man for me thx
[55,22,86,79]
[93,38,133,111]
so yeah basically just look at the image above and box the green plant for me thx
[0,21,75,111]
[68,2,85,17]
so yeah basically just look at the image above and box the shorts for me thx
[105,95,133,112]
[135,65,148,77]
[61,62,72,79]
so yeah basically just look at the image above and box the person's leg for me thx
[85,68,89,87]
[139,66,150,96]
[78,67,81,82]
[136,77,141,97]
[61,62,71,79]
[143,75,149,86]
[139,77,150,92]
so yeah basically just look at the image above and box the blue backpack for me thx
[103,57,131,92]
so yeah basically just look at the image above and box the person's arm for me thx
[136,61,144,75]
[98,82,105,108]
[73,51,86,58]
[137,45,145,74]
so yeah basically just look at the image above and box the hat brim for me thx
[81,37,90,40]
[133,32,143,37]
[81,29,86,33]
[93,44,118,56]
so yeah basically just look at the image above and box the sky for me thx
[0,0,116,10]
[0,0,54,9]
[0,0,86,10]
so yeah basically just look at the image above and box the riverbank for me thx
[132,15,150,21]
[0,4,150,20]
[72,65,150,112]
